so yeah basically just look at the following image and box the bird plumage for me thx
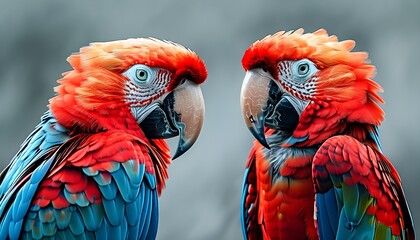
[240,29,414,239]
[0,38,207,239]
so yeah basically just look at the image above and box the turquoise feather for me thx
[79,204,104,231]
[98,180,118,200]
[121,159,144,186]
[102,193,125,227]
[53,208,72,230]
[69,210,84,236]
[92,172,112,186]
[0,111,160,239]
[113,168,133,201]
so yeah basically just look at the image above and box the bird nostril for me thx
[249,115,255,123]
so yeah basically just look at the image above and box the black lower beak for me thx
[140,101,178,139]
[140,81,204,160]
[265,97,299,132]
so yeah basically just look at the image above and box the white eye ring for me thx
[292,59,318,81]
[123,64,155,85]
[297,63,310,76]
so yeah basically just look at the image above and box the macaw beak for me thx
[168,81,205,159]
[240,69,301,149]
[240,69,278,149]
[140,80,204,159]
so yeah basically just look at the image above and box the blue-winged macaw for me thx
[240,29,414,239]
[0,38,207,239]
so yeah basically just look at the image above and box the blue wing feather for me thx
[144,192,159,240]
[102,193,125,227]
[79,205,99,231]
[240,146,260,240]
[144,172,156,189]
[0,112,68,194]
[368,125,383,152]
[313,135,415,240]
[138,183,151,239]
[0,111,68,235]
[0,110,160,239]
[139,188,153,240]
[98,180,118,200]
[113,167,134,202]
[316,188,339,240]
[68,208,84,236]
[240,167,250,240]
[126,199,141,227]
[1,153,56,240]
[54,208,72,230]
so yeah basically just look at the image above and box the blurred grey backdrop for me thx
[0,0,419,239]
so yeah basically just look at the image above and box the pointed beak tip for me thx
[261,141,271,149]
[172,141,193,160]
[249,126,270,149]
[169,81,204,160]
[171,152,182,161]
[241,69,276,150]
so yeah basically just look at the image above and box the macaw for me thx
[239,29,414,239]
[0,38,207,239]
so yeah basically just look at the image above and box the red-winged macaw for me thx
[0,38,207,239]
[239,29,414,240]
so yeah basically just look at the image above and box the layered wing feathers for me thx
[240,146,262,240]
[313,135,414,239]
[0,112,159,239]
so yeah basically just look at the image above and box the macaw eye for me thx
[123,64,155,85]
[297,63,309,76]
[291,59,318,81]
[136,69,148,82]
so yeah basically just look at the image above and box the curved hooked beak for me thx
[240,69,277,149]
[140,80,204,160]
[169,81,205,159]
[240,69,300,149]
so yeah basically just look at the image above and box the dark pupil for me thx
[136,69,147,80]
[299,65,308,73]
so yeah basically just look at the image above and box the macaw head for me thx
[240,29,384,148]
[51,38,207,159]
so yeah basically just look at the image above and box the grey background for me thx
[0,0,419,239]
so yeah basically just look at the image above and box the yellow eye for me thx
[135,69,148,82]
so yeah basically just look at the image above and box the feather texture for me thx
[240,29,414,239]
[313,135,414,239]
[0,113,166,239]
[0,37,207,239]
[241,130,319,240]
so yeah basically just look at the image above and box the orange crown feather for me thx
[243,29,370,72]
[243,29,385,146]
[68,38,207,86]
[50,38,207,132]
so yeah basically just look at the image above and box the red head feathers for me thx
[50,38,207,133]
[242,29,384,147]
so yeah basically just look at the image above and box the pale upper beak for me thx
[240,69,300,148]
[240,69,275,148]
[169,80,205,159]
[140,80,204,159]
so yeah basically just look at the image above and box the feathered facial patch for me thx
[276,58,319,100]
[123,64,172,106]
